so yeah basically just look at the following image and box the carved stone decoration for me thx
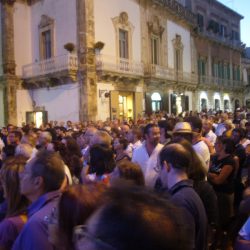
[39,15,54,29]
[119,12,129,26]
[172,34,183,50]
[0,0,16,5]
[147,16,165,37]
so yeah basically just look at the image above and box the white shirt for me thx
[215,123,226,136]
[193,140,210,172]
[132,142,163,188]
[132,140,142,151]
[205,130,217,146]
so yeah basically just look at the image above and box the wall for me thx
[17,83,80,126]
[97,82,115,121]
[0,3,3,76]
[30,0,77,62]
[167,20,191,72]
[0,88,4,127]
[94,0,141,62]
[13,2,32,76]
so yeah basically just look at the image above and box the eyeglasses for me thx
[73,225,116,250]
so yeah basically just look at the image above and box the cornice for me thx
[151,0,196,26]
[0,0,16,5]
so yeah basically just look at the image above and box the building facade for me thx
[190,0,245,112]
[0,0,246,127]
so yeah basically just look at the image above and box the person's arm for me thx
[208,164,233,185]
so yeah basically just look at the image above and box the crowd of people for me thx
[0,109,250,249]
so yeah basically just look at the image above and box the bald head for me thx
[159,143,191,171]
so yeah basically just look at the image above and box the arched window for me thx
[151,92,162,112]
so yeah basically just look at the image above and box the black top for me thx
[209,155,235,194]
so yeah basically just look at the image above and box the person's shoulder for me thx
[133,143,146,154]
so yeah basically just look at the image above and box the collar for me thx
[28,190,61,218]
[169,179,193,196]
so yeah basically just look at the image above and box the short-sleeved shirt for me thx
[12,190,61,250]
[209,155,235,193]
[0,214,27,249]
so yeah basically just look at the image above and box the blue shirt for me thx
[169,179,208,250]
[12,190,61,250]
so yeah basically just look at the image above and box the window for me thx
[41,30,52,59]
[175,49,181,71]
[151,36,159,65]
[232,30,239,41]
[212,61,219,77]
[232,65,240,81]
[219,24,227,37]
[39,15,54,60]
[119,29,129,59]
[198,58,206,75]
[172,35,183,71]
[218,62,224,79]
[113,12,134,62]
[197,13,204,31]
[227,63,230,79]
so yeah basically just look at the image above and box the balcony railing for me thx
[22,54,78,79]
[198,29,245,49]
[96,54,144,76]
[146,64,175,80]
[145,65,197,84]
[198,75,244,88]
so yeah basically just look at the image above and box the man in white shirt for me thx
[132,123,163,188]
[215,113,228,136]
[203,120,217,146]
[185,116,210,173]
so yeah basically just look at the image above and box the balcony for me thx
[198,75,244,90]
[197,29,245,50]
[145,64,197,86]
[96,54,144,79]
[22,54,78,88]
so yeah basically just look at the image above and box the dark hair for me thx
[59,184,106,249]
[217,136,235,154]
[118,137,129,150]
[81,184,192,250]
[60,137,82,179]
[0,156,29,217]
[132,127,142,141]
[10,130,22,141]
[159,143,190,171]
[232,128,245,140]
[184,116,202,133]
[171,138,206,181]
[116,161,145,186]
[143,123,159,136]
[89,145,115,176]
[29,150,65,192]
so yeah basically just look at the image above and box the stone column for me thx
[0,0,18,125]
[76,0,97,122]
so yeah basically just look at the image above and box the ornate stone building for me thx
[0,0,246,126]
[243,48,250,107]
[190,0,245,111]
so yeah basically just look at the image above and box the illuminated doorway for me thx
[151,92,162,112]
[118,92,134,120]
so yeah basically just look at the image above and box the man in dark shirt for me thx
[159,143,208,250]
